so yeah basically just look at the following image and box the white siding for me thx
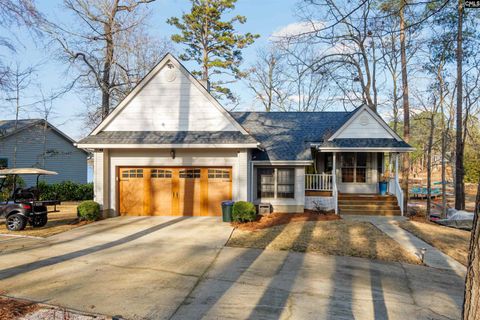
[336,109,394,139]
[103,148,247,215]
[103,63,239,132]
[0,124,87,186]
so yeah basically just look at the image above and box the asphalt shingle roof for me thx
[77,131,258,145]
[0,119,42,138]
[319,138,411,149]
[230,112,352,161]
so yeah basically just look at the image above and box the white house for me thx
[77,54,413,217]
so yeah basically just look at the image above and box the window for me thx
[341,153,368,183]
[208,169,230,180]
[151,169,172,178]
[179,168,200,179]
[277,168,295,198]
[122,169,143,178]
[0,158,7,169]
[257,168,275,198]
[257,167,295,199]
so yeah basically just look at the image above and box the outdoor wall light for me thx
[420,248,427,263]
[171,149,175,159]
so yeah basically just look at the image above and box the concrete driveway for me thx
[0,217,465,320]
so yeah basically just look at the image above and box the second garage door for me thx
[118,167,232,216]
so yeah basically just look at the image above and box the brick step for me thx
[339,209,401,216]
[339,204,400,210]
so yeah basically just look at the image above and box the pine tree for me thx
[167,0,259,102]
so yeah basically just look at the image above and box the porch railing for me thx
[305,173,333,191]
[388,177,404,215]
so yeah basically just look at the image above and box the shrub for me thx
[77,200,100,221]
[232,201,257,222]
[38,181,94,201]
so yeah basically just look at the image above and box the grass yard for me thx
[228,217,421,265]
[0,202,90,238]
[399,220,471,266]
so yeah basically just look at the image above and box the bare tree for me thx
[455,0,465,210]
[290,0,381,111]
[44,0,168,126]
[0,0,42,87]
[2,63,37,167]
[246,47,290,112]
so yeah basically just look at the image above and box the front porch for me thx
[305,151,404,215]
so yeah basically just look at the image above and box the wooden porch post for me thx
[333,152,338,214]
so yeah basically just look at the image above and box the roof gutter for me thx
[75,143,261,149]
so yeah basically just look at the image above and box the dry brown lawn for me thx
[228,220,421,265]
[399,220,471,266]
[0,202,90,238]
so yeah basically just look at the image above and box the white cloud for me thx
[270,21,325,40]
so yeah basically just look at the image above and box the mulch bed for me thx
[0,295,38,320]
[232,211,341,231]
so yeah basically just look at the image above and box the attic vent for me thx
[359,115,369,126]
[165,63,177,82]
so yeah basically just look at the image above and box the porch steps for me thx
[338,194,401,216]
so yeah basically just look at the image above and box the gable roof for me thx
[0,119,82,148]
[328,104,403,141]
[77,131,258,148]
[231,112,351,161]
[91,53,249,136]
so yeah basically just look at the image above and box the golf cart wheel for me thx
[6,214,27,231]
[31,214,48,228]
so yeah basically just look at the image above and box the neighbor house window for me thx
[0,158,7,169]
[341,153,368,183]
[257,167,295,199]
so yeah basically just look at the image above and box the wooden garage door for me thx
[118,167,232,216]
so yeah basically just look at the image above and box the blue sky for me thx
[0,0,300,140]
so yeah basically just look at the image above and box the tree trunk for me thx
[399,0,410,212]
[455,0,465,210]
[463,176,480,319]
[426,115,434,220]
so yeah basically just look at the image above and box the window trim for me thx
[340,152,369,184]
[256,167,295,200]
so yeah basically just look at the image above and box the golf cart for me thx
[0,168,60,231]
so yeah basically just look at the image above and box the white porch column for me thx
[332,152,338,214]
[394,153,399,187]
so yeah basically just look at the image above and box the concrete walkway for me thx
[343,215,467,277]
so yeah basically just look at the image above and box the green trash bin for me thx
[221,200,234,222]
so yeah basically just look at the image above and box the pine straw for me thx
[228,219,421,264]
[0,296,38,320]
[0,203,91,238]
[399,220,471,266]
[231,211,340,231]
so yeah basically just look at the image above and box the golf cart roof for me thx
[0,168,58,175]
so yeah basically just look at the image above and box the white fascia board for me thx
[317,147,415,152]
[252,160,313,166]
[76,143,260,149]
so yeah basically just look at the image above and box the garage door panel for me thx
[177,168,202,216]
[207,168,232,216]
[119,168,145,216]
[151,169,173,215]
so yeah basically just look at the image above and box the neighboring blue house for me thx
[0,119,88,185]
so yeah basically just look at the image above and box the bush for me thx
[232,201,257,222]
[77,200,100,221]
[38,181,94,201]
